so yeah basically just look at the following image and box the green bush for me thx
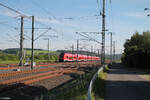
[122,31,150,68]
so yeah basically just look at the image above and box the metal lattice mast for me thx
[101,0,106,65]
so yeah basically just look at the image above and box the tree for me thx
[122,31,150,68]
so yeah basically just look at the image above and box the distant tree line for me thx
[0,52,18,61]
[2,48,44,54]
[122,31,150,68]
[0,50,59,63]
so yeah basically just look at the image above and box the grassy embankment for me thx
[37,65,109,100]
[92,66,109,100]
[36,69,98,100]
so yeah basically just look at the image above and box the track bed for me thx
[0,61,100,100]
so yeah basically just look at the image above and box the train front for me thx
[59,53,64,62]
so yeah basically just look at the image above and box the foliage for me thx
[92,66,108,100]
[36,69,98,100]
[0,52,18,61]
[3,48,18,54]
[122,31,150,68]
[25,50,58,55]
[0,50,59,63]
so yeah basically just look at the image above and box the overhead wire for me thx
[0,2,58,43]
[34,28,52,41]
[76,32,101,44]
[0,2,31,18]
[107,0,114,32]
[6,33,20,44]
[30,0,56,19]
[0,2,25,17]
[0,1,102,49]
[0,21,20,33]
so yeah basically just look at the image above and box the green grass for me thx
[0,60,19,64]
[92,66,109,100]
[37,70,97,100]
[112,60,122,63]
[0,50,59,64]
[35,59,58,63]
[0,59,58,64]
[25,50,58,55]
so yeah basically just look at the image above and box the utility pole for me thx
[19,16,24,66]
[101,0,106,65]
[110,32,113,64]
[77,40,79,64]
[97,49,99,57]
[43,38,50,61]
[72,44,74,62]
[98,49,101,58]
[113,41,115,62]
[31,16,34,70]
[91,46,93,62]
[48,38,50,61]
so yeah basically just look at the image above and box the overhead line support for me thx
[31,16,34,70]
[19,16,24,67]
[101,0,106,65]
[110,32,113,64]
[113,41,115,62]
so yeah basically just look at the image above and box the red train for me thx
[59,53,100,62]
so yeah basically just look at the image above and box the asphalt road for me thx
[105,63,150,100]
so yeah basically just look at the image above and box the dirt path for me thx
[105,63,150,100]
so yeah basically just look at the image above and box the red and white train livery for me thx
[59,53,100,62]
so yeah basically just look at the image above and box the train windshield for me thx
[59,53,64,58]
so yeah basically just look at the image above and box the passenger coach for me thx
[59,53,100,62]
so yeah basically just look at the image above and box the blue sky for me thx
[0,0,150,54]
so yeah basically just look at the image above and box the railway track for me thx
[0,67,56,79]
[0,62,101,100]
[0,68,75,85]
[0,61,98,69]
[0,62,84,86]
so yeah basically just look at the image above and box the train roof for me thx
[60,53,100,58]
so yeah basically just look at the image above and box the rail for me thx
[87,64,105,100]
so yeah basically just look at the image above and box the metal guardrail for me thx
[87,65,105,100]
